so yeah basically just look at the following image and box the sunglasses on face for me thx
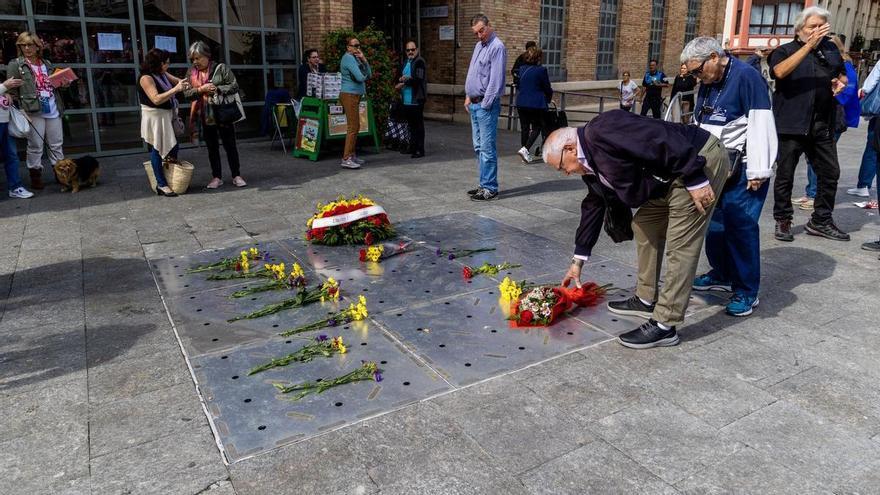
[688,57,709,77]
[406,48,416,52]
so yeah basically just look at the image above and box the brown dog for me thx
[53,156,100,192]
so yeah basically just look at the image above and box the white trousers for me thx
[26,115,64,170]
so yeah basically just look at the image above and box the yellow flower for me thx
[320,277,340,302]
[240,257,250,273]
[291,263,304,278]
[364,245,383,262]
[248,247,259,258]
[307,217,314,228]
[499,277,523,301]
[331,336,347,354]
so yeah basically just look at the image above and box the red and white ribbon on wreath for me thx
[311,205,387,229]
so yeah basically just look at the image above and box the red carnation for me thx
[462,266,473,279]
[370,217,382,226]
[314,229,325,240]
[364,232,374,245]
[234,261,242,271]
[519,310,533,325]
[359,249,367,262]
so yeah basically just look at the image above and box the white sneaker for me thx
[517,146,531,164]
[9,187,34,199]
[340,158,361,169]
[351,155,365,165]
[847,187,870,197]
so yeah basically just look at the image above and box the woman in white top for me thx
[5,32,69,190]
[619,71,639,112]
[0,77,33,199]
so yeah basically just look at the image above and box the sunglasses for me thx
[688,57,710,77]
[406,48,416,52]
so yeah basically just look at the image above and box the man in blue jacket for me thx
[542,111,729,349]
[682,37,778,317]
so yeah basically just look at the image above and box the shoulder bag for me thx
[210,64,244,125]
[8,104,32,138]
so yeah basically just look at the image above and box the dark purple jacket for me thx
[573,110,712,257]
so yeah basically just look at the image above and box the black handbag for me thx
[603,200,634,243]
[543,101,568,139]
[725,148,744,189]
[209,65,243,125]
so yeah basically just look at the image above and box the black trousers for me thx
[640,96,662,119]
[773,119,840,225]
[517,107,545,150]
[402,103,424,153]
[204,124,241,179]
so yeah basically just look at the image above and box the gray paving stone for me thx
[0,336,86,395]
[87,347,191,405]
[674,447,832,494]
[428,374,535,417]
[90,427,227,495]
[89,382,207,457]
[0,421,89,495]
[719,400,880,488]
[0,377,87,443]
[594,396,743,484]
[768,366,880,438]
[519,439,678,494]
[690,330,810,389]
[801,335,880,382]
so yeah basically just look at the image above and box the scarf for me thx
[188,64,212,137]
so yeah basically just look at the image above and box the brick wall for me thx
[301,0,353,52]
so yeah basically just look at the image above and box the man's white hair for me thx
[680,36,724,64]
[794,6,831,32]
[542,127,578,165]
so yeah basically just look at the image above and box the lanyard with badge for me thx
[28,61,54,114]
[696,59,743,186]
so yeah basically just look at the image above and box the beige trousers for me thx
[339,92,361,160]
[632,136,729,326]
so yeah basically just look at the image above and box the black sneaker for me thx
[607,295,655,319]
[470,188,499,201]
[805,220,850,241]
[774,219,794,242]
[618,319,680,349]
[467,187,480,196]
[861,240,880,252]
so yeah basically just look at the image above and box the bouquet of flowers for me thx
[247,335,347,375]
[434,247,495,260]
[279,296,369,337]
[462,262,522,279]
[305,195,395,246]
[508,281,611,327]
[186,247,266,273]
[227,278,340,322]
[359,240,413,262]
[229,262,307,298]
[273,361,383,400]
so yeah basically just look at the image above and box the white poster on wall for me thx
[439,25,455,41]
[97,33,123,51]
[155,35,177,53]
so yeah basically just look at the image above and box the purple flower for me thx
[316,334,328,342]
[373,371,383,382]
[435,248,442,256]
[447,253,455,260]
[327,319,338,327]
[263,250,270,260]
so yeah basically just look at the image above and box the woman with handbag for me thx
[184,41,246,189]
[5,32,69,191]
[0,77,33,199]
[514,46,552,163]
[138,48,189,197]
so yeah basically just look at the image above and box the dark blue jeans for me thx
[148,144,179,188]
[705,166,770,298]
[0,123,23,191]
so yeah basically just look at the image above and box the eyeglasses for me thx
[556,147,568,171]
[688,57,710,77]
[405,48,416,52]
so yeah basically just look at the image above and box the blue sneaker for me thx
[726,294,759,317]
[692,273,732,292]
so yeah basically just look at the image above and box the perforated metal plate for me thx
[191,321,451,462]
[395,213,525,245]
[370,289,611,387]
[151,241,297,296]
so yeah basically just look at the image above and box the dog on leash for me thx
[53,155,100,193]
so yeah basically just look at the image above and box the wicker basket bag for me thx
[144,159,194,194]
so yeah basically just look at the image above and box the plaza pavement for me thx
[1,119,878,494]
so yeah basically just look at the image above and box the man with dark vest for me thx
[542,110,729,349]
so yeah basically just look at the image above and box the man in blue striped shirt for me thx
[464,13,507,201]
[683,36,778,317]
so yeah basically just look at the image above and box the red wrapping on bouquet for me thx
[509,282,609,328]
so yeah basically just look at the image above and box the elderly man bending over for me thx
[544,110,729,349]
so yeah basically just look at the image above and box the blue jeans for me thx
[857,116,878,189]
[805,131,842,198]
[469,100,501,193]
[0,123,23,191]
[148,144,179,188]
[705,166,770,298]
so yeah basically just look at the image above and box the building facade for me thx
[0,0,299,155]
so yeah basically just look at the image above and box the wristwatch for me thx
[570,257,584,268]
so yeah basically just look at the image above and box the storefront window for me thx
[35,21,86,63]
[263,0,295,29]
[93,68,138,108]
[0,21,27,65]
[30,0,76,16]
[228,30,262,65]
[187,0,220,23]
[83,0,131,19]
[87,24,136,64]
[145,25,186,63]
[99,111,144,150]
[233,68,264,102]
[188,26,221,60]
[0,0,25,16]
[142,0,183,22]
[57,68,90,110]
[62,113,97,154]
[227,0,262,27]
[266,32,295,63]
